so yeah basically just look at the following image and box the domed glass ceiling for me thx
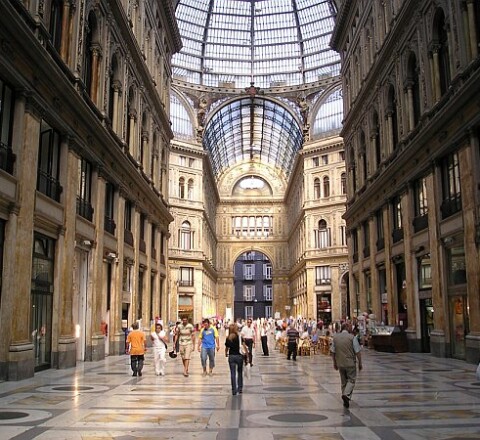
[173,0,340,89]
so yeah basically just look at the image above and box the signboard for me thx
[285,306,291,310]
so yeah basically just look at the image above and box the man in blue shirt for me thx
[197,318,220,376]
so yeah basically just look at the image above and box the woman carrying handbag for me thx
[225,324,246,395]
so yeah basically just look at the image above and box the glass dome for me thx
[173,0,340,89]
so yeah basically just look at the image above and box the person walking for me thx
[198,318,220,376]
[331,322,363,408]
[151,322,168,376]
[225,323,245,395]
[126,322,146,377]
[260,322,269,356]
[174,317,195,377]
[240,318,256,366]
[286,323,299,361]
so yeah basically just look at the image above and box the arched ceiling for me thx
[173,0,340,89]
[203,97,303,179]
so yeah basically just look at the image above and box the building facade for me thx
[332,0,480,362]
[0,0,181,380]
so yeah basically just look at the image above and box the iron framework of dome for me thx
[173,0,340,89]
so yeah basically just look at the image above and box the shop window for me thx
[391,195,403,242]
[104,182,116,235]
[418,255,432,289]
[448,245,466,285]
[376,209,384,250]
[413,176,428,232]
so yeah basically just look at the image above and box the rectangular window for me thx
[321,154,329,165]
[124,201,134,246]
[104,182,116,234]
[392,196,403,243]
[352,228,359,262]
[265,305,272,319]
[139,214,146,253]
[122,262,132,292]
[179,156,186,166]
[188,158,195,167]
[376,209,384,250]
[339,150,345,161]
[0,78,15,174]
[340,225,347,246]
[76,158,93,221]
[363,221,370,257]
[440,152,461,219]
[264,285,273,300]
[413,177,428,232]
[315,266,331,285]
[37,121,62,201]
[245,306,253,320]
[448,246,466,286]
[418,255,432,289]
[243,285,255,301]
[244,264,254,280]
[179,267,194,286]
[263,264,272,280]
[312,156,319,167]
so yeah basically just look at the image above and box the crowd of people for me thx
[124,315,364,404]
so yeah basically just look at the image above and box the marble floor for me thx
[0,336,479,440]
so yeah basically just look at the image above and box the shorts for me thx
[179,343,193,360]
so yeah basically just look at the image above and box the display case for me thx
[370,326,408,352]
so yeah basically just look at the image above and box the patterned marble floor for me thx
[0,335,479,440]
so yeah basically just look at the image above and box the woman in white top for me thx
[151,323,168,376]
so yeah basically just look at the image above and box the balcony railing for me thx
[440,195,462,219]
[179,279,193,287]
[76,197,94,221]
[37,170,62,202]
[0,141,15,174]
[104,216,116,235]
[412,214,428,233]
[392,228,404,243]
[124,229,134,246]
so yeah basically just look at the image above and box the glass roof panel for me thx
[312,88,343,139]
[203,98,303,178]
[173,0,339,87]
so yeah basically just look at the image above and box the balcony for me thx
[316,278,331,286]
[392,228,404,243]
[76,197,94,222]
[0,141,15,174]
[37,170,62,202]
[412,214,428,233]
[104,216,116,235]
[440,195,462,219]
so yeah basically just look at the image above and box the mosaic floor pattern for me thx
[0,333,479,440]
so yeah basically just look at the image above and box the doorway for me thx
[419,298,433,352]
[450,295,468,359]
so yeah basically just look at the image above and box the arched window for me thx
[187,179,194,200]
[314,178,321,199]
[433,8,451,97]
[407,52,421,127]
[179,177,185,199]
[323,176,330,197]
[179,221,192,250]
[315,219,331,249]
[341,172,347,195]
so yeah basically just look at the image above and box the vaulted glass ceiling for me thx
[203,98,303,178]
[173,0,340,89]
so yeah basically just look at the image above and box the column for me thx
[467,0,478,59]
[56,139,78,368]
[426,169,447,356]
[461,131,480,362]
[430,45,442,102]
[4,97,41,380]
[59,0,71,61]
[89,44,101,104]
[405,81,415,132]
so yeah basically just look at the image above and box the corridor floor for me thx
[0,337,479,440]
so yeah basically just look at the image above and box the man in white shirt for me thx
[240,319,256,366]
